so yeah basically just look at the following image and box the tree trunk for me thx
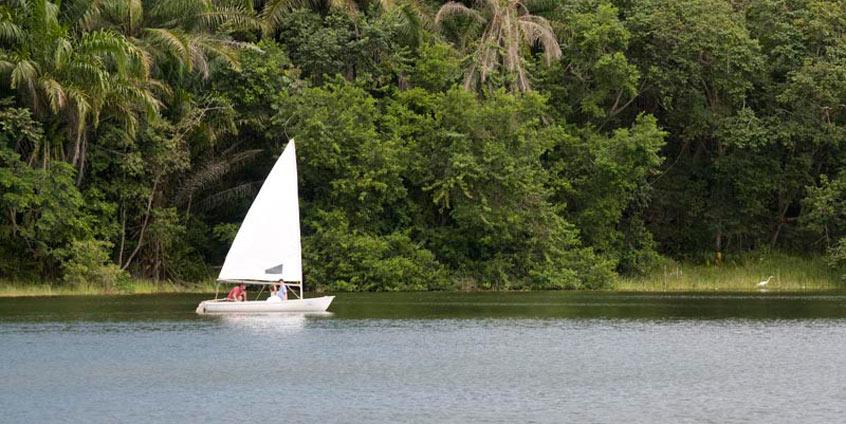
[118,204,127,265]
[76,136,87,186]
[121,175,160,271]
[770,193,791,247]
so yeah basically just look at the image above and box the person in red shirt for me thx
[226,283,247,301]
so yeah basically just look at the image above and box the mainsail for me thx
[218,140,302,282]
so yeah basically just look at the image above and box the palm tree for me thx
[435,0,561,93]
[67,0,258,80]
[0,0,159,170]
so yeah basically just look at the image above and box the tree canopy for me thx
[2,0,846,289]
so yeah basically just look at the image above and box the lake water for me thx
[1,292,845,423]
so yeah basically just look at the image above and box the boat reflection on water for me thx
[217,312,333,332]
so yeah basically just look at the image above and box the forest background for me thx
[2,0,846,292]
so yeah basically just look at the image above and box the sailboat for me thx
[196,140,334,314]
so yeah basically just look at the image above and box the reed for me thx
[617,253,844,292]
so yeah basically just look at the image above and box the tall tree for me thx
[435,0,561,93]
[624,0,764,259]
[0,0,159,173]
[67,0,258,80]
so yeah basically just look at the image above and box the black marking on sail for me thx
[265,263,284,274]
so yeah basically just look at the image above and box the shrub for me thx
[61,239,129,291]
[828,238,846,282]
[303,211,449,291]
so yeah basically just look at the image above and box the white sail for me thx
[218,140,302,282]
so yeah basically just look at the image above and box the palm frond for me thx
[148,0,209,29]
[389,2,430,51]
[74,0,103,31]
[108,99,139,138]
[66,56,109,95]
[189,42,209,78]
[51,37,73,69]
[79,30,140,79]
[40,0,61,33]
[435,2,483,26]
[144,77,172,98]
[193,181,261,212]
[192,34,247,72]
[259,0,298,36]
[0,57,15,75]
[10,59,38,90]
[126,42,152,79]
[175,149,262,206]
[144,28,191,69]
[109,81,161,119]
[201,6,260,32]
[0,21,24,44]
[79,29,132,54]
[519,16,560,65]
[10,59,39,107]
[131,85,162,119]
[38,77,66,112]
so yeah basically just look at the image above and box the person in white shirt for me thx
[267,281,288,302]
[276,280,288,301]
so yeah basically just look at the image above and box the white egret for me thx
[757,275,774,288]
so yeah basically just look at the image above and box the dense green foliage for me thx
[2,0,846,290]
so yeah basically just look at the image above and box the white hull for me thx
[196,296,334,314]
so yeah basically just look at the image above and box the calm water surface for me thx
[1,292,845,423]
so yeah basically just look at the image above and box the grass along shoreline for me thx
[1,254,843,297]
[0,279,219,297]
[618,253,843,292]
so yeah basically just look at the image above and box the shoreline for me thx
[1,284,843,298]
[2,253,843,297]
[0,280,219,298]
